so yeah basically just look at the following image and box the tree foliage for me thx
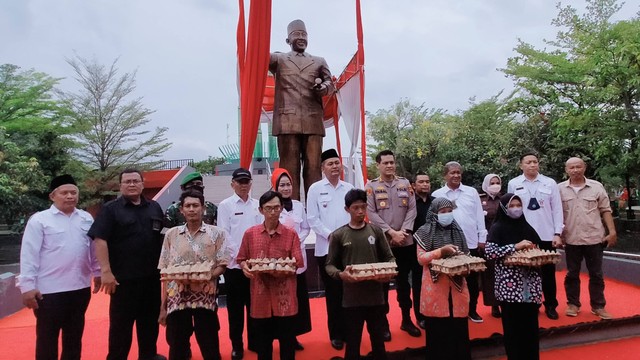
[64,55,171,174]
[193,156,225,175]
[62,55,171,200]
[0,64,73,178]
[0,127,47,227]
[502,0,640,185]
[367,97,520,188]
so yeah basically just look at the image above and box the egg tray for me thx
[246,257,297,275]
[346,261,398,281]
[430,254,487,276]
[504,249,561,267]
[160,260,215,281]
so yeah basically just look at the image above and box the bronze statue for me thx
[270,19,336,200]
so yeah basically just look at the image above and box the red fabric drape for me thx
[237,0,272,169]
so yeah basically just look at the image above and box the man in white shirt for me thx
[17,174,101,360]
[507,152,564,320]
[306,149,354,350]
[432,161,487,323]
[217,168,263,360]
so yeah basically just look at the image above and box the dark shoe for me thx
[468,311,484,323]
[491,306,502,318]
[330,339,344,350]
[382,330,392,342]
[231,349,244,360]
[545,307,559,320]
[418,319,426,329]
[295,339,304,351]
[400,321,421,337]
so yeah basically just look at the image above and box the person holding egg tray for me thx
[237,191,304,360]
[158,189,229,360]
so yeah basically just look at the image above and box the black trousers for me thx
[225,268,257,350]
[467,248,481,312]
[344,305,387,360]
[500,302,540,360]
[34,287,91,360]
[293,272,312,335]
[252,316,296,360]
[424,316,471,360]
[564,244,606,309]
[384,244,424,323]
[166,308,221,360]
[538,241,558,309]
[317,255,345,341]
[107,276,161,360]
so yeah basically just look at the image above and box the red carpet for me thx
[1,271,639,359]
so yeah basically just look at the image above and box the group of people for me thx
[16,149,617,360]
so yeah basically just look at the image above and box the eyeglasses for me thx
[262,205,282,213]
[121,179,142,185]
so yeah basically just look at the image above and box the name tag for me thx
[234,212,244,215]
[320,192,328,195]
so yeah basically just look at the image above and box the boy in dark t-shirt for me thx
[326,189,395,360]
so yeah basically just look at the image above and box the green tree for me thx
[0,127,47,228]
[193,156,225,174]
[0,64,73,178]
[502,0,640,184]
[63,55,171,200]
[367,99,450,178]
[367,97,518,188]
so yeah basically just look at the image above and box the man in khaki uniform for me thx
[270,19,336,200]
[559,157,617,320]
[365,150,420,339]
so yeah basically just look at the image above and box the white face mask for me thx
[487,184,501,196]
[507,207,523,219]
[437,212,454,226]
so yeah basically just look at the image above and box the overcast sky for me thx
[2,0,639,161]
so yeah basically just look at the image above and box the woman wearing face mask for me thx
[485,193,542,360]
[414,197,471,360]
[480,173,503,318]
[271,168,312,350]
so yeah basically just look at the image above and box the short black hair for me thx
[344,189,367,207]
[412,171,429,183]
[259,190,283,208]
[443,161,462,175]
[519,151,539,162]
[119,168,144,183]
[375,149,395,164]
[179,189,205,206]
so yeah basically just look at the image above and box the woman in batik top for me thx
[485,193,542,360]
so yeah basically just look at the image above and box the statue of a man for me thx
[270,19,336,200]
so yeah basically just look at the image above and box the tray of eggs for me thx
[430,254,487,276]
[160,260,215,282]
[504,249,561,267]
[246,257,297,275]
[346,261,398,281]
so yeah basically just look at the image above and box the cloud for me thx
[2,0,639,161]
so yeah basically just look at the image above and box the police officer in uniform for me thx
[365,150,421,339]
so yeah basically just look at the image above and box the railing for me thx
[156,159,194,170]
